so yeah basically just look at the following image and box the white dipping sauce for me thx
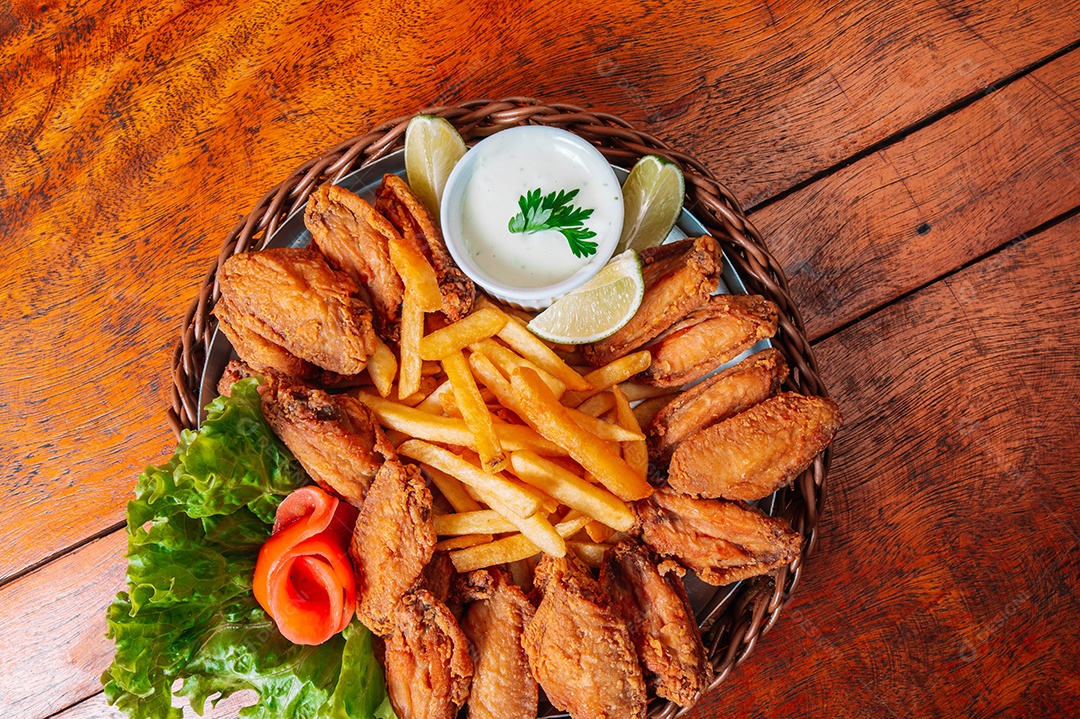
[458,132,620,289]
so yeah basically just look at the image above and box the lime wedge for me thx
[404,115,467,222]
[527,251,644,344]
[617,154,685,253]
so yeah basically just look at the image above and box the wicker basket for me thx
[167,97,832,718]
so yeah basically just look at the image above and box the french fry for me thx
[447,511,594,572]
[585,520,616,543]
[565,406,645,442]
[509,368,653,501]
[632,395,670,428]
[553,512,591,539]
[388,234,441,400]
[398,293,424,399]
[415,379,452,414]
[398,439,541,518]
[436,534,493,551]
[576,391,616,418]
[420,307,508,361]
[611,385,648,478]
[433,510,518,535]
[366,337,398,398]
[456,448,559,515]
[468,351,525,416]
[470,338,566,397]
[388,237,441,311]
[509,450,636,531]
[561,350,652,407]
[357,391,566,456]
[425,465,483,513]
[568,541,609,568]
[495,315,593,391]
[449,533,538,573]
[443,350,506,472]
[619,382,680,402]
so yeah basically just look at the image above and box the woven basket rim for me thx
[167,97,833,718]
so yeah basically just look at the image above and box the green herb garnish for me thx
[508,188,599,258]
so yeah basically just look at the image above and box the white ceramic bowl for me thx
[441,126,623,310]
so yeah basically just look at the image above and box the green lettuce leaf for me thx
[102,378,396,719]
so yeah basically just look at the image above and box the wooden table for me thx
[3,1,1078,717]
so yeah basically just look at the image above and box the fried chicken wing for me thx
[636,293,779,387]
[375,174,475,321]
[350,460,436,635]
[668,392,842,500]
[646,348,789,463]
[457,570,538,719]
[384,589,474,719]
[600,540,712,707]
[215,247,377,376]
[637,489,801,585]
[522,554,646,719]
[582,236,721,367]
[259,375,395,506]
[304,184,405,341]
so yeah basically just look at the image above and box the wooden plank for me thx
[0,532,124,719]
[2,0,1079,580]
[752,47,1080,339]
[693,214,1080,717]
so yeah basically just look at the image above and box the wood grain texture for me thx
[691,214,1080,718]
[3,0,1079,585]
[753,46,1080,339]
[0,531,124,719]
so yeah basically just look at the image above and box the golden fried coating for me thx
[384,589,474,719]
[583,236,721,367]
[304,184,405,341]
[522,554,646,719]
[637,489,801,586]
[637,293,779,387]
[350,460,436,636]
[668,392,842,500]
[457,570,538,719]
[215,247,377,376]
[646,348,789,462]
[600,540,712,707]
[258,375,395,506]
[375,174,475,322]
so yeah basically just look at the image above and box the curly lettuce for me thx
[101,378,396,719]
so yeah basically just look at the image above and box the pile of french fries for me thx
[354,236,679,575]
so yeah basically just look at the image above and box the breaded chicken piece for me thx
[384,589,473,719]
[350,460,436,635]
[215,247,377,376]
[668,392,842,500]
[600,540,712,707]
[304,184,405,341]
[637,293,779,387]
[259,375,395,506]
[457,570,538,719]
[583,236,721,367]
[646,348,789,462]
[375,174,475,321]
[522,554,646,719]
[637,489,801,586]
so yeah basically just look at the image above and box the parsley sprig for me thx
[507,188,598,258]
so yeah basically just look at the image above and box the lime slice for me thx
[617,154,685,253]
[527,251,644,344]
[404,115,467,222]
